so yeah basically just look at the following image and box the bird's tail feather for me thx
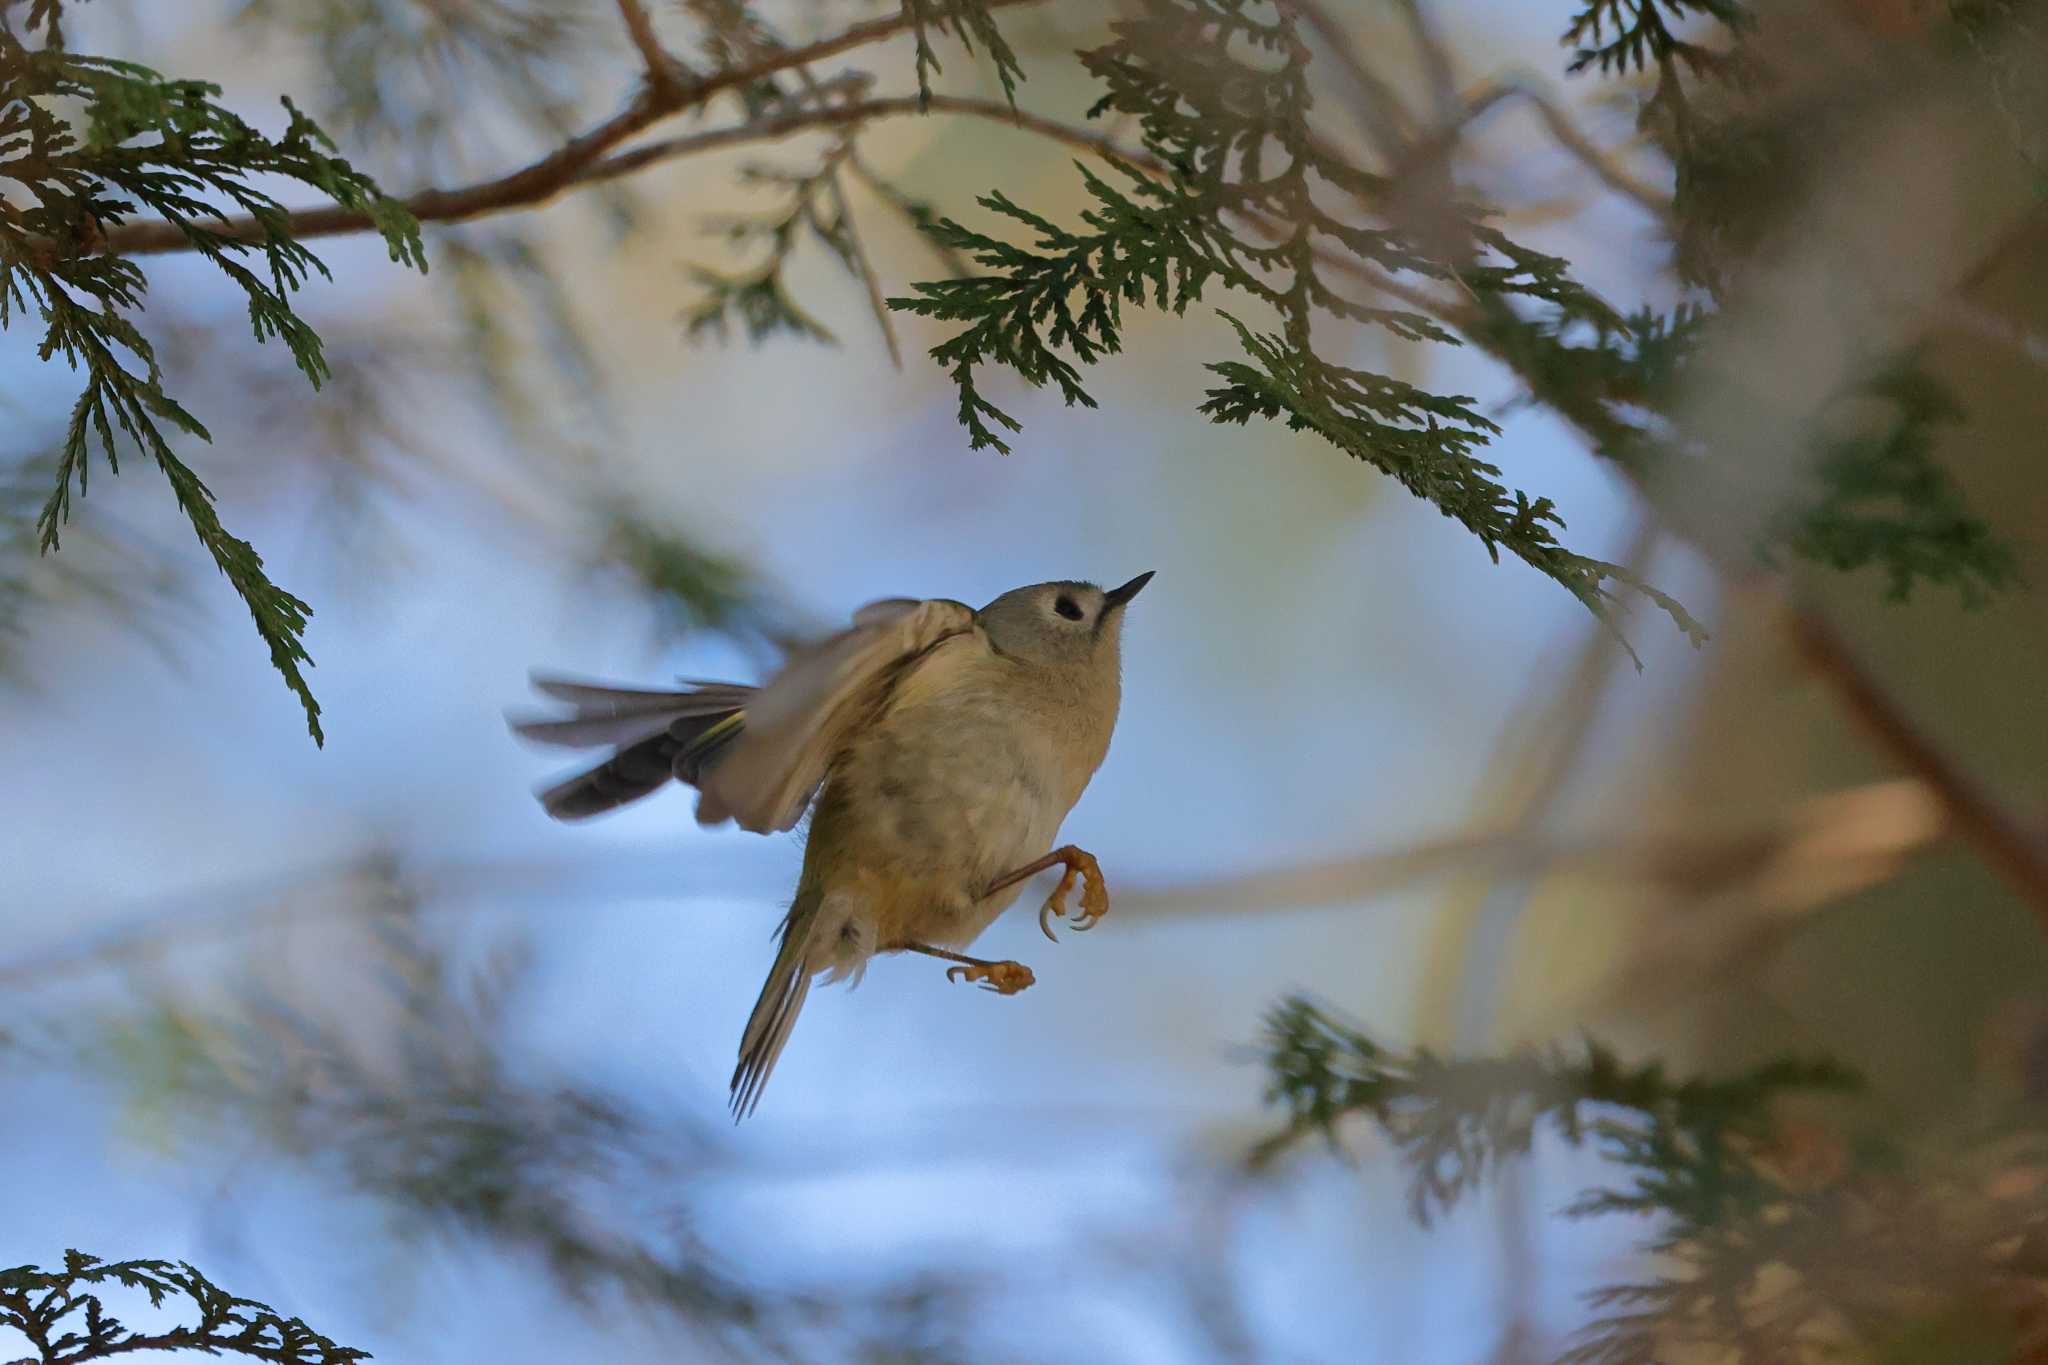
[508,674,755,820]
[730,893,819,1120]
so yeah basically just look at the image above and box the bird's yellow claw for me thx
[1038,846,1109,941]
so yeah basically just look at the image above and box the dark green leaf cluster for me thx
[1547,5,2022,605]
[1249,998,2028,1364]
[0,1249,367,1362]
[893,0,1704,652]
[685,159,857,345]
[1561,2,1757,294]
[1256,1000,2048,1362]
[1472,286,2017,607]
[1763,363,2018,604]
[1255,995,1855,1224]
[903,0,1025,111]
[890,167,1220,448]
[0,6,424,743]
[1562,1,1750,96]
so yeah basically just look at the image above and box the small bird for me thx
[510,572,1153,1118]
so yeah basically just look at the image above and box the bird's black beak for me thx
[1103,570,1155,610]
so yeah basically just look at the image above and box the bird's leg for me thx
[983,844,1109,942]
[887,941,1035,996]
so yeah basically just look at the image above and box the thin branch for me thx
[847,147,972,277]
[1785,605,2048,922]
[1288,0,1414,160]
[1453,75,1674,221]
[1415,518,1659,1051]
[1390,0,1463,130]
[590,93,1163,185]
[614,0,686,90]
[1108,779,1951,919]
[825,145,904,367]
[98,0,1055,256]
[1929,295,2048,369]
[1954,201,2048,295]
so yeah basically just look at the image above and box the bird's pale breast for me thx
[802,635,1106,952]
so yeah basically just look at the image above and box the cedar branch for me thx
[97,0,1054,256]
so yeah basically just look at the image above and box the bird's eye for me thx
[1054,596,1084,621]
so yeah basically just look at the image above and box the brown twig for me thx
[1389,0,1463,130]
[588,93,1163,187]
[98,0,1054,257]
[1451,76,1673,221]
[1112,779,1949,921]
[614,0,686,91]
[824,148,904,367]
[1787,607,2048,922]
[1288,0,1413,159]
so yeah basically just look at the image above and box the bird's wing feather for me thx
[528,675,754,714]
[511,676,756,750]
[695,597,980,834]
[850,597,921,627]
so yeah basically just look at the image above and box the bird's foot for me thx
[944,959,1036,995]
[1034,845,1109,941]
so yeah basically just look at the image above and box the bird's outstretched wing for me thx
[510,677,756,820]
[510,597,977,832]
[696,597,978,833]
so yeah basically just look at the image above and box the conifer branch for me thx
[888,0,1709,655]
[96,0,1054,258]
[0,16,429,742]
[1253,997,1859,1215]
[0,1252,366,1363]
[903,0,1026,111]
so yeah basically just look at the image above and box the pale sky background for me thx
[0,1,1726,1360]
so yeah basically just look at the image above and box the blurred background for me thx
[3,0,2045,1360]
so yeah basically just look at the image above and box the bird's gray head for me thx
[977,571,1154,670]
